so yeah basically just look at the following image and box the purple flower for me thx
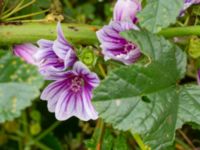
[197,69,200,85]
[34,22,77,78]
[41,61,100,121]
[113,0,141,23]
[13,43,38,65]
[96,21,141,65]
[181,0,200,15]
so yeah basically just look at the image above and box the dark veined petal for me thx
[55,87,98,121]
[41,78,72,112]
[34,23,76,78]
[96,21,141,65]
[34,48,55,62]
[44,70,75,81]
[53,22,75,60]
[41,61,100,121]
[63,49,77,69]
[73,61,100,87]
[37,39,54,49]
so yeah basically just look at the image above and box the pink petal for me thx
[41,80,70,112]
[13,43,38,65]
[37,39,54,49]
[113,0,141,23]
[53,22,74,59]
[55,88,98,121]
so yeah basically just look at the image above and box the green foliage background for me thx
[1,0,200,150]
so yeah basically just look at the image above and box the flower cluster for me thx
[13,22,99,121]
[96,0,141,65]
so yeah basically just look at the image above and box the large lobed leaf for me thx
[93,30,200,149]
[0,51,44,123]
[137,0,184,33]
[93,30,186,102]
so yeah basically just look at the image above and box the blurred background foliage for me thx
[1,0,200,150]
[0,0,113,24]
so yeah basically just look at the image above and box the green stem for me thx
[22,111,29,138]
[98,63,107,78]
[94,118,105,150]
[1,23,200,46]
[133,133,147,150]
[32,140,52,150]
[35,121,61,141]
[8,135,23,150]
[0,23,99,46]
[158,26,200,38]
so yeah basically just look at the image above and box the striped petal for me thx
[55,87,98,121]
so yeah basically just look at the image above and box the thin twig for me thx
[4,9,49,21]
[1,0,25,19]
[98,63,106,78]
[1,0,36,20]
[35,121,61,141]
[133,133,148,150]
[178,129,196,150]
[95,118,105,150]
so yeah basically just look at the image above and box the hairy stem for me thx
[133,133,148,150]
[95,118,105,150]
[158,26,200,38]
[0,23,99,46]
[1,23,200,46]
[35,121,61,141]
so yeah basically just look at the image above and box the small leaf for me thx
[0,51,44,122]
[176,85,200,129]
[137,0,184,33]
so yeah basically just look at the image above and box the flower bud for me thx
[13,43,38,65]
[113,0,141,23]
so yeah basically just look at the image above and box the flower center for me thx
[70,76,84,92]
[124,42,136,54]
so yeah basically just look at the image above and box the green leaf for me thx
[176,85,200,128]
[94,87,178,149]
[0,83,39,123]
[137,0,184,33]
[121,30,187,79]
[93,30,188,149]
[0,51,44,123]
[188,36,200,58]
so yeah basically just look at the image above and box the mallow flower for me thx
[113,0,141,23]
[182,0,200,14]
[96,21,141,65]
[13,43,38,65]
[34,22,77,78]
[41,61,100,121]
